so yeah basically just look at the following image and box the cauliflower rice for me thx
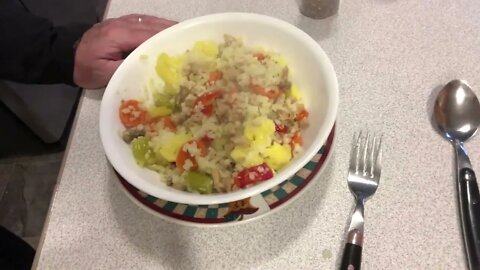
[118,35,309,194]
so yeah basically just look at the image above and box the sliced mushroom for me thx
[122,128,145,143]
[278,80,292,92]
[281,66,289,79]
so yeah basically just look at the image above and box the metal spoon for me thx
[433,79,480,269]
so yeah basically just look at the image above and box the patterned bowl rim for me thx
[115,125,336,227]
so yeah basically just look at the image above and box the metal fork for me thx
[340,132,383,270]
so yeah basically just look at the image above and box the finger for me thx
[118,13,144,20]
[106,14,177,35]
[106,18,176,39]
[142,17,177,27]
[115,17,177,41]
[118,14,177,26]
[118,13,149,23]
[111,28,160,51]
[126,20,176,35]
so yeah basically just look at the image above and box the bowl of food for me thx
[100,12,338,205]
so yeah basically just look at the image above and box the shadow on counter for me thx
[107,152,336,269]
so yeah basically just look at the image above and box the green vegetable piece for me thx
[153,151,170,166]
[185,171,213,194]
[172,101,182,113]
[131,137,156,167]
[154,92,173,109]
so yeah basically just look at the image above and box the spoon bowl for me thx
[433,79,480,142]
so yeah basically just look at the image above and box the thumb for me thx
[76,60,123,89]
[102,59,123,83]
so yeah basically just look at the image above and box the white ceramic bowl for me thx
[100,12,338,205]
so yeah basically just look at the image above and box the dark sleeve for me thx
[0,0,92,85]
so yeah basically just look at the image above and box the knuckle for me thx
[101,20,123,37]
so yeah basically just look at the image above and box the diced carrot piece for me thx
[207,70,223,84]
[193,89,224,116]
[176,140,207,172]
[146,116,176,132]
[254,52,266,61]
[176,149,195,173]
[291,132,303,145]
[290,132,303,152]
[195,139,207,156]
[119,100,147,128]
[162,116,176,132]
[295,109,309,122]
[250,84,281,99]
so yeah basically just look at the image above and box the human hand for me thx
[73,14,176,89]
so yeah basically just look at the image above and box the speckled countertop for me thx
[34,1,480,269]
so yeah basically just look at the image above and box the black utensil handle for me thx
[459,168,480,269]
[340,243,362,270]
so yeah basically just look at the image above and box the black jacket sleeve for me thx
[0,0,92,85]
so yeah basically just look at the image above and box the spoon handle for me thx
[455,142,480,270]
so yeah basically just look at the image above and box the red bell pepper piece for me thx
[234,163,274,188]
[193,89,223,116]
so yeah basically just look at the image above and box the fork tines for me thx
[350,132,382,178]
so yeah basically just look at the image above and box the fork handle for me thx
[340,243,362,270]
